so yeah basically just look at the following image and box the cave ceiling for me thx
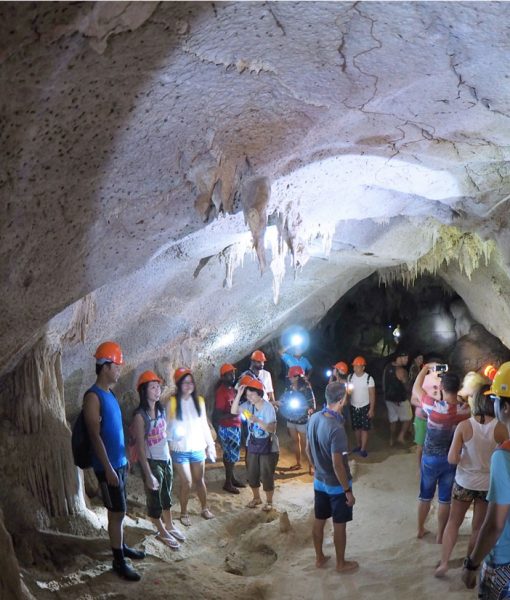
[2,1,510,391]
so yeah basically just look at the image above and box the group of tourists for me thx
[79,339,510,598]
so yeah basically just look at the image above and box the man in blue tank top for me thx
[83,341,145,581]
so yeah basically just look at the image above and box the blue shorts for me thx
[419,454,456,503]
[314,490,353,524]
[171,450,206,464]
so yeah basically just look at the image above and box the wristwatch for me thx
[463,556,480,571]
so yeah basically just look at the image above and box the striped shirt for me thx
[421,392,470,457]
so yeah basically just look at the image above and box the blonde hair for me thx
[460,371,490,412]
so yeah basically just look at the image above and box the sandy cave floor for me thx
[24,425,477,600]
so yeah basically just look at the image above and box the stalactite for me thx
[378,225,496,287]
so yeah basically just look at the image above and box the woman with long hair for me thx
[164,368,216,527]
[132,371,185,549]
[435,384,508,577]
[231,375,279,511]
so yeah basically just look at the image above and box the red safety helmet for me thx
[334,361,349,374]
[220,363,236,376]
[94,341,123,365]
[137,370,163,390]
[239,374,264,392]
[288,366,305,378]
[251,350,267,362]
[352,356,366,366]
[174,367,192,384]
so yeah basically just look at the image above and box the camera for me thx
[431,364,448,373]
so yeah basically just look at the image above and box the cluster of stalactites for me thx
[378,225,495,288]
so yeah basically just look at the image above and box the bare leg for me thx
[288,427,301,466]
[174,462,192,516]
[467,500,489,556]
[398,419,412,443]
[333,522,359,572]
[265,489,274,505]
[417,500,431,538]
[435,499,470,577]
[312,518,329,567]
[361,430,369,452]
[354,429,362,449]
[416,445,423,471]
[437,502,451,544]
[389,422,397,446]
[190,461,208,510]
[108,510,125,549]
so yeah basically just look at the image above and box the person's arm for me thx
[215,388,235,421]
[82,392,119,486]
[412,365,429,401]
[134,414,159,490]
[367,381,376,419]
[332,453,355,507]
[200,400,216,460]
[495,422,509,444]
[308,387,316,414]
[447,421,466,465]
[462,501,510,588]
[396,366,408,385]
[231,385,245,415]
[305,436,314,468]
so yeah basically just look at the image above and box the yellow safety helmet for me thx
[489,362,510,398]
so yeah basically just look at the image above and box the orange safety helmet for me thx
[174,367,192,384]
[137,370,163,390]
[288,365,305,378]
[352,356,366,367]
[220,363,236,376]
[251,350,267,362]
[94,341,123,365]
[334,361,349,374]
[239,374,264,392]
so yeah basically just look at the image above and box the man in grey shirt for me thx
[306,382,359,573]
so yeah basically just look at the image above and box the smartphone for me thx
[432,364,449,373]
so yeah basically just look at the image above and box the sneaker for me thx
[358,450,368,458]
[123,545,146,560]
[112,560,141,581]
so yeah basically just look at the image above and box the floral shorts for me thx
[479,561,510,600]
[452,481,488,503]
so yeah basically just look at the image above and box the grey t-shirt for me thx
[307,411,349,487]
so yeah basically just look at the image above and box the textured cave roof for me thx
[1,1,510,388]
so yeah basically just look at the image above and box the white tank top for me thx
[455,417,498,491]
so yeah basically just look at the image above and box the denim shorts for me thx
[419,454,456,503]
[171,449,206,464]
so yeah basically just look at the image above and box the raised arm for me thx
[412,365,429,402]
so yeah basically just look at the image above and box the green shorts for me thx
[414,416,427,446]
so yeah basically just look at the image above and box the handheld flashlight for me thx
[326,369,332,378]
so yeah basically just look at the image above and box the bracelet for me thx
[463,556,480,571]
[344,487,352,494]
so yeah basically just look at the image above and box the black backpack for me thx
[71,410,93,469]
[71,390,106,469]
